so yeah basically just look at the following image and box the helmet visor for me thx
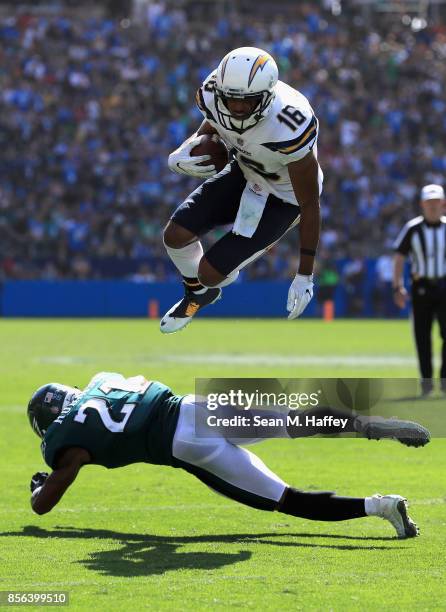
[219,92,263,120]
[214,89,273,133]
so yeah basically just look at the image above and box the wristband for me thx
[300,248,316,257]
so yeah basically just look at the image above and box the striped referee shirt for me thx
[393,215,446,279]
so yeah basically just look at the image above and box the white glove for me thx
[168,135,216,178]
[287,273,314,319]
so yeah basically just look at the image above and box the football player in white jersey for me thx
[161,47,323,333]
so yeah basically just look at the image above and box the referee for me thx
[393,184,446,396]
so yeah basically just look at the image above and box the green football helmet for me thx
[27,383,81,438]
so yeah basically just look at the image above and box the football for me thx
[190,134,229,172]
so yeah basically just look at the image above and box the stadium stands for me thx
[0,2,445,291]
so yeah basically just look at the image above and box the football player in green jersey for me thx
[28,372,430,538]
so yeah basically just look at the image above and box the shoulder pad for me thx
[203,70,217,88]
[196,87,216,122]
[261,115,318,155]
[196,71,218,122]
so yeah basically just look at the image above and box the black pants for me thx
[171,162,300,276]
[411,279,446,379]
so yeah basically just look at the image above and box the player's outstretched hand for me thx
[287,273,314,319]
[168,135,216,178]
[30,472,49,493]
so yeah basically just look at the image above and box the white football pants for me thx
[172,395,288,509]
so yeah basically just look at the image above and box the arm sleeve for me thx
[393,224,412,255]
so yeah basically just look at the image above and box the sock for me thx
[165,241,203,278]
[183,276,206,294]
[278,487,367,521]
[364,496,381,516]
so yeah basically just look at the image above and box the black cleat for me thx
[356,415,430,447]
[160,286,221,333]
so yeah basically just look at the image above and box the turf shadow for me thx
[2,526,403,577]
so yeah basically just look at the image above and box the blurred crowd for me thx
[1,1,445,287]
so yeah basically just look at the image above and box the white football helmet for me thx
[214,47,278,133]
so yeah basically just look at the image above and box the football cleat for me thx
[367,494,419,539]
[355,415,430,447]
[160,286,222,334]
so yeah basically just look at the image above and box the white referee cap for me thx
[420,184,445,201]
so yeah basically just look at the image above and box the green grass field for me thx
[1,319,445,610]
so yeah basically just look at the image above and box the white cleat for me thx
[367,494,419,539]
[355,415,430,448]
[160,287,222,334]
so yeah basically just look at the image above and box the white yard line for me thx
[160,354,418,367]
[37,356,89,365]
[35,354,419,367]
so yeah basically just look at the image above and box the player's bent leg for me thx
[161,224,222,334]
[172,396,287,509]
[161,163,246,333]
[197,257,240,288]
[163,221,198,249]
[197,257,225,287]
[171,397,420,537]
[203,195,300,288]
[163,223,204,286]
[173,447,286,511]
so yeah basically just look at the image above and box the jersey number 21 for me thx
[74,398,135,433]
[73,377,149,433]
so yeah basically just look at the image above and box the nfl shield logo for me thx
[237,138,244,146]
